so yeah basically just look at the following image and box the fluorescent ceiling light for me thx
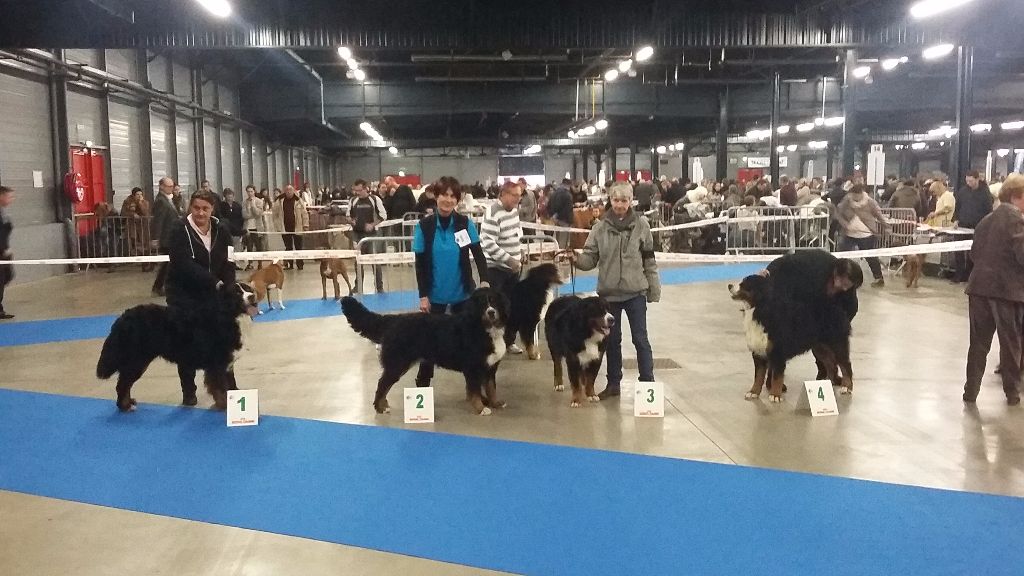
[922,43,955,60]
[808,141,828,149]
[359,122,372,131]
[881,58,901,71]
[997,148,1011,157]
[388,146,398,155]
[746,129,770,139]
[668,145,676,151]
[635,46,654,62]
[970,123,991,133]
[655,145,667,154]
[776,146,785,153]
[595,119,609,130]
[796,122,815,132]
[353,69,366,82]
[347,59,359,70]
[910,0,976,19]
[786,144,798,152]
[1001,120,1024,130]
[604,69,619,82]
[777,125,791,134]
[814,117,825,126]
[928,126,957,138]
[852,66,871,78]
[675,142,685,150]
[337,47,352,60]
[823,116,846,127]
[195,0,231,18]
[524,145,542,155]
[568,130,576,138]
[618,60,633,73]
[912,142,928,150]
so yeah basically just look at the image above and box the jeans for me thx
[605,294,655,391]
[838,235,883,280]
[965,295,1024,400]
[415,299,469,385]
[354,231,384,292]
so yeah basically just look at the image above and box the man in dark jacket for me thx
[634,180,656,212]
[764,249,864,378]
[0,186,15,319]
[389,184,418,220]
[778,176,797,207]
[952,170,994,283]
[165,190,237,406]
[150,177,179,296]
[963,173,1024,406]
[219,189,245,266]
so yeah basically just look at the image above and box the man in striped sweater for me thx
[481,181,525,353]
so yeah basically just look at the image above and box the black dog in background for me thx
[341,287,509,415]
[96,282,259,411]
[505,263,563,360]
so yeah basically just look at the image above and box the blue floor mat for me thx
[0,388,1020,576]
[0,263,764,347]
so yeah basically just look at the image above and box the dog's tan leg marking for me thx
[746,355,768,399]
[553,355,565,391]
[768,367,785,403]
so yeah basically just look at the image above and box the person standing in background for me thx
[834,184,887,288]
[242,186,265,271]
[0,186,16,319]
[349,179,388,292]
[171,183,185,215]
[480,182,524,353]
[219,189,245,266]
[518,184,538,224]
[272,185,310,270]
[150,177,178,297]
[951,170,993,283]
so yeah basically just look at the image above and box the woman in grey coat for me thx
[571,182,661,399]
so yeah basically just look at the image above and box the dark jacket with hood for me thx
[165,216,236,309]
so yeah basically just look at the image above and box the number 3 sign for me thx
[404,387,435,423]
[634,381,665,418]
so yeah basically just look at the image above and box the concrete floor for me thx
[1,262,1022,575]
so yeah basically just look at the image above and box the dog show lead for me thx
[411,176,491,388]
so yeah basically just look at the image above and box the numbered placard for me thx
[404,387,435,424]
[795,380,839,417]
[633,381,665,418]
[227,389,259,427]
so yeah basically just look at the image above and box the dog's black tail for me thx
[96,316,127,379]
[341,296,391,343]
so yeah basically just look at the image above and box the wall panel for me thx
[0,71,55,227]
[175,115,195,190]
[108,99,144,205]
[150,109,173,189]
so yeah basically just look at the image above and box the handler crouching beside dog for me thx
[569,181,660,399]
[165,190,238,406]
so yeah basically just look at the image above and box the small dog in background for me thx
[248,260,286,313]
[903,254,924,288]
[307,221,356,300]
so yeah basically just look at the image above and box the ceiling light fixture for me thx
[910,0,976,19]
[347,58,359,70]
[776,125,791,134]
[997,148,1011,157]
[618,60,633,73]
[337,47,352,59]
[604,69,619,82]
[595,119,609,130]
[881,58,902,71]
[823,116,846,127]
[852,66,871,79]
[524,144,542,155]
[922,43,955,60]
[568,130,576,139]
[786,144,798,152]
[808,141,828,149]
[388,146,399,155]
[195,0,231,18]
[675,142,685,150]
[912,142,928,150]
[776,145,785,153]
[970,123,992,133]
[1001,120,1024,131]
[796,122,815,132]
[655,145,667,154]
[635,46,655,62]
[353,69,366,82]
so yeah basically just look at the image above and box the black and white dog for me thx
[341,288,510,415]
[96,282,260,411]
[544,295,615,407]
[728,274,854,403]
[505,263,564,360]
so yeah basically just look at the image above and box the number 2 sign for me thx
[404,387,435,423]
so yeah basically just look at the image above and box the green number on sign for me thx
[237,397,246,411]
[817,387,825,401]
[416,394,424,409]
[647,389,655,403]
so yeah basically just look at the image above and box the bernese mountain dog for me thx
[728,274,854,403]
[505,263,564,360]
[96,282,260,412]
[544,294,615,407]
[341,288,509,415]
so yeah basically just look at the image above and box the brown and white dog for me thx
[320,258,354,300]
[248,261,286,313]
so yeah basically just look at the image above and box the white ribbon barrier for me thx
[231,249,360,261]
[520,221,593,234]
[247,226,352,235]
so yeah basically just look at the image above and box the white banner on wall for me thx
[746,157,788,169]
[691,158,704,182]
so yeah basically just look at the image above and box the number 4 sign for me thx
[795,380,839,417]
[634,381,665,418]
[227,389,259,427]
[404,387,435,423]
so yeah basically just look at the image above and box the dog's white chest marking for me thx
[577,332,604,364]
[486,327,507,366]
[540,287,555,320]
[743,308,770,358]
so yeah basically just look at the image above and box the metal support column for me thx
[136,49,155,192]
[769,72,781,184]
[953,44,974,186]
[581,148,590,182]
[48,49,72,222]
[629,144,637,176]
[608,146,617,177]
[826,144,835,180]
[680,146,690,183]
[840,49,859,178]
[717,87,729,181]
[651,151,659,180]
[191,60,206,185]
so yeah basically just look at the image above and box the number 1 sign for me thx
[404,387,435,423]
[227,390,259,427]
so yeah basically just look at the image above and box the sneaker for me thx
[508,344,524,354]
[597,387,621,400]
[871,279,885,288]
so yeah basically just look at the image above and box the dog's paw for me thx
[570,400,582,408]
[528,352,542,361]
[839,386,852,395]
[588,395,600,402]
[479,406,492,416]
[768,394,783,403]
[491,400,507,409]
[554,384,564,392]
[279,304,286,310]
[744,392,759,400]
[257,310,264,315]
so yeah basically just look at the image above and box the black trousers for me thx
[415,299,469,385]
[282,233,303,269]
[152,248,169,292]
[0,262,11,313]
[485,266,518,299]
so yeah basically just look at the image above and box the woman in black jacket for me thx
[165,191,238,406]
[390,184,418,220]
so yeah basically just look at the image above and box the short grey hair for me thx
[607,181,634,201]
